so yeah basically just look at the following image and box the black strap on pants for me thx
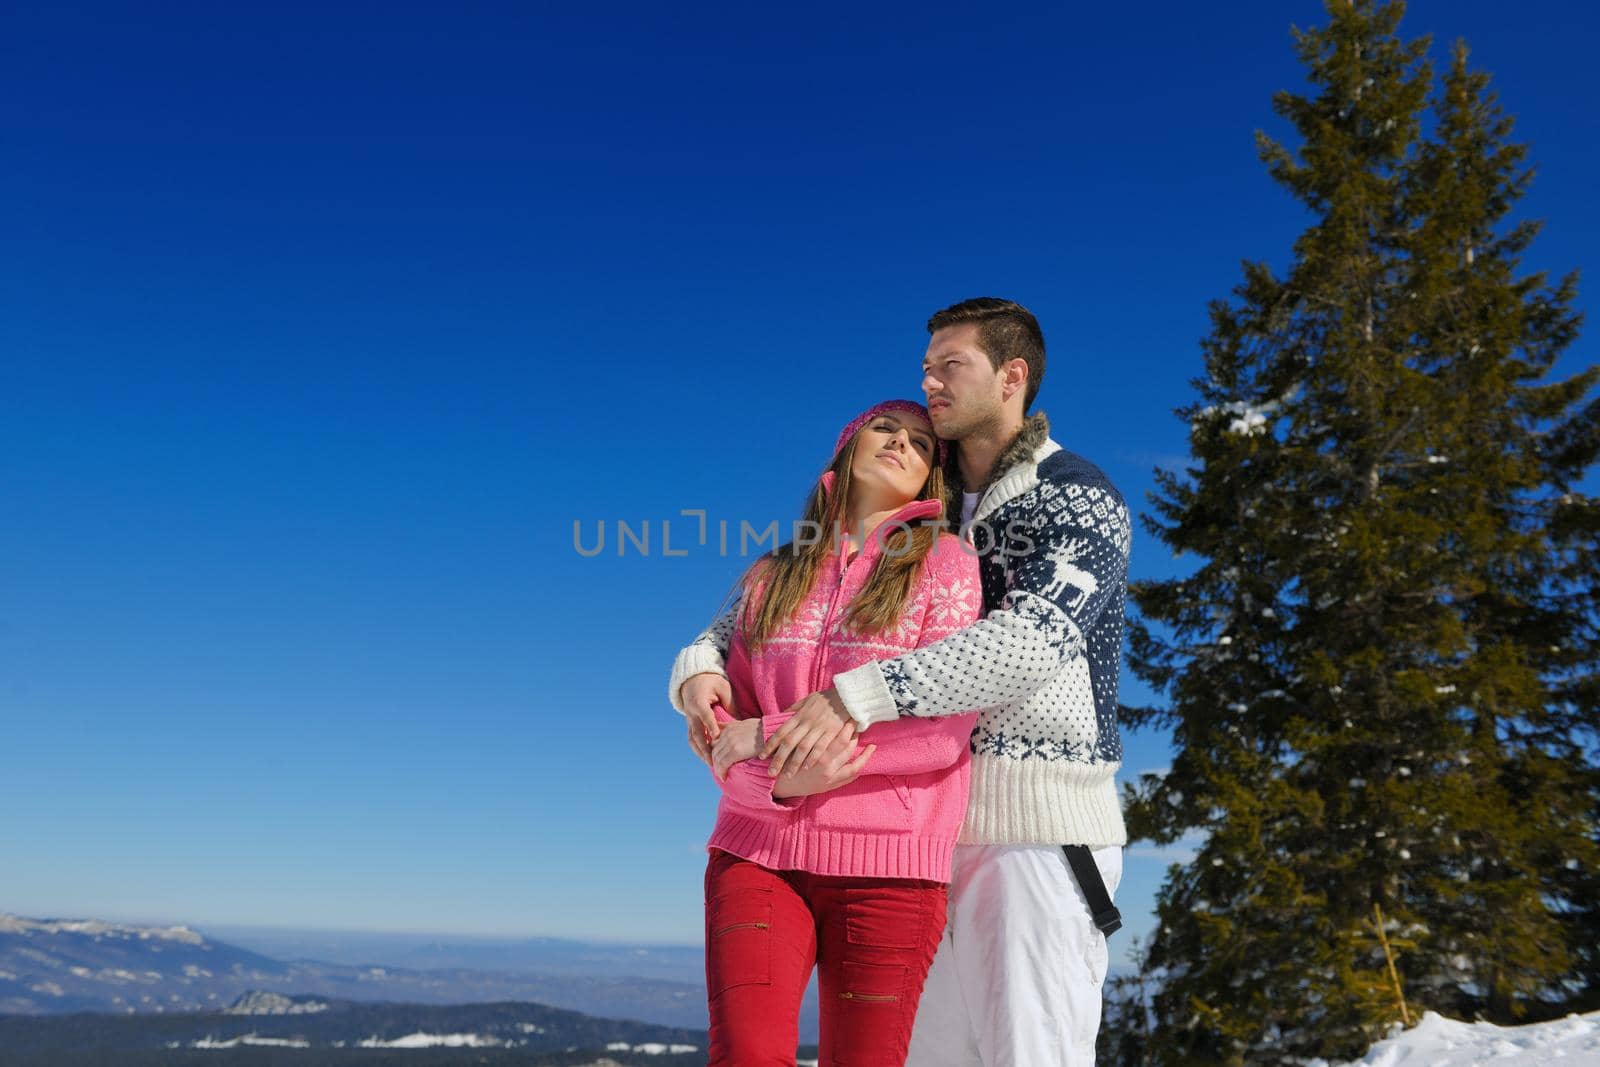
[1063,845,1122,937]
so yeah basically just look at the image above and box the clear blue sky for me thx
[3,1,1595,965]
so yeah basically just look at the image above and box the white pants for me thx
[906,843,1123,1067]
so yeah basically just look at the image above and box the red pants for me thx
[703,848,947,1067]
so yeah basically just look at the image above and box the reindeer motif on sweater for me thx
[1036,536,1099,613]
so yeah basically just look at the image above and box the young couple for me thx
[668,297,1132,1066]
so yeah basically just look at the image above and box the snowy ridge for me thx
[357,1032,504,1048]
[224,990,329,1015]
[1310,1010,1600,1066]
[0,913,205,945]
[190,1033,312,1049]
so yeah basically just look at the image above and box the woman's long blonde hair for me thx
[738,432,949,655]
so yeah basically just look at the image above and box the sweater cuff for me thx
[720,760,803,812]
[668,644,727,716]
[833,661,900,729]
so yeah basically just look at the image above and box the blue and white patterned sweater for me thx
[669,411,1131,848]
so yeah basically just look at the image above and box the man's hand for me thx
[772,736,875,798]
[761,687,856,778]
[681,672,732,764]
[710,718,762,782]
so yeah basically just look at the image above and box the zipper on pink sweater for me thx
[808,499,941,693]
[810,542,854,692]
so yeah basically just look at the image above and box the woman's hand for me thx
[772,736,875,798]
[681,672,733,764]
[711,717,763,782]
[761,687,856,777]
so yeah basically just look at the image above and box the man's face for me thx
[921,323,1006,440]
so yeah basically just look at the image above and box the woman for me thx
[668,399,982,1066]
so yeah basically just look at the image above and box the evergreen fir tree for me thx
[1118,2,1598,1062]
[1391,38,1599,1023]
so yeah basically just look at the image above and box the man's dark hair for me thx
[927,297,1046,412]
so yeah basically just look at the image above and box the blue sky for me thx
[2,1,1595,966]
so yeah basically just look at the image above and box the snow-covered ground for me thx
[356,1033,505,1048]
[1314,1010,1600,1066]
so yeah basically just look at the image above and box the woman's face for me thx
[848,411,936,505]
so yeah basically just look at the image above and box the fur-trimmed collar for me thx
[940,410,1052,519]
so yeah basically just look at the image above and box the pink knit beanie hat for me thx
[830,399,948,466]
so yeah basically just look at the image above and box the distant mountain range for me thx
[0,910,826,1049]
[205,925,709,985]
[0,912,710,1029]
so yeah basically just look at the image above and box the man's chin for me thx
[931,410,970,440]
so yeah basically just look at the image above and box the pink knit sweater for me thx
[704,497,983,882]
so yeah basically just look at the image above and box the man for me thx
[673,297,1131,1064]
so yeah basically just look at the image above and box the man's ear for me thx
[1000,358,1030,404]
